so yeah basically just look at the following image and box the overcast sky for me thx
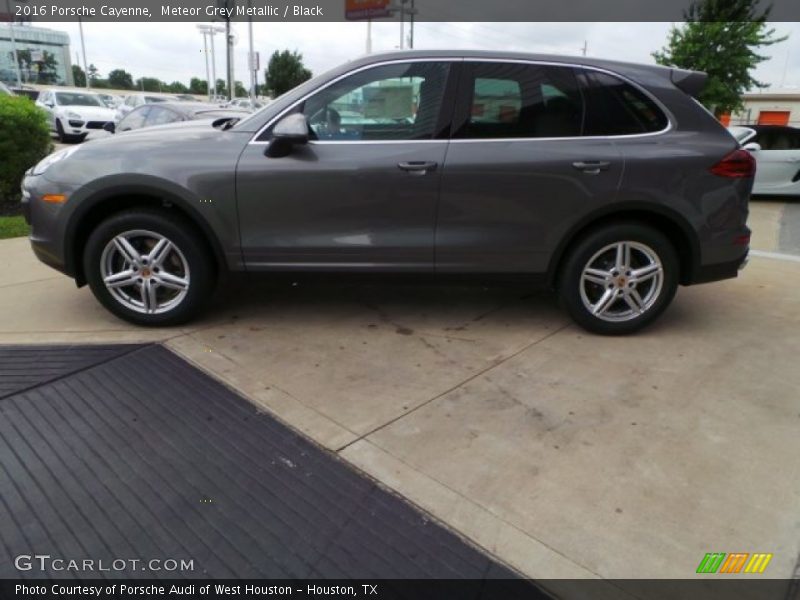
[37,21,800,92]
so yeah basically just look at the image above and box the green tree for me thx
[215,79,228,97]
[264,50,312,98]
[87,64,100,83]
[166,81,189,93]
[108,68,134,90]
[233,80,247,98]
[72,64,86,87]
[0,95,51,210]
[189,77,207,94]
[653,0,787,116]
[135,77,164,92]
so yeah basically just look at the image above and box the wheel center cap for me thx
[141,268,152,278]
[616,276,627,287]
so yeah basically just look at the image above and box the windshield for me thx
[55,92,103,107]
[145,96,169,103]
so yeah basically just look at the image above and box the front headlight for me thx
[31,146,82,176]
[66,111,82,120]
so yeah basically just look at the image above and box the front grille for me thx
[68,120,85,127]
[86,121,109,129]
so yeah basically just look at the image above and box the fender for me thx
[545,200,700,287]
[62,174,233,282]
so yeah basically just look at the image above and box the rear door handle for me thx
[573,161,611,174]
[398,161,438,175]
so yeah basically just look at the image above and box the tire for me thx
[83,209,215,326]
[55,119,67,142]
[557,222,679,335]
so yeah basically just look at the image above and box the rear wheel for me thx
[84,210,215,326]
[558,223,678,335]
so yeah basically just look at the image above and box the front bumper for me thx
[21,172,75,278]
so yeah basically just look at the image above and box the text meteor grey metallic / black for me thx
[22,50,752,334]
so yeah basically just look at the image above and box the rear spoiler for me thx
[670,68,708,98]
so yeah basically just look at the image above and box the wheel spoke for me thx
[156,271,189,291]
[592,289,617,316]
[624,290,645,314]
[140,279,158,313]
[615,242,630,269]
[632,263,661,283]
[583,268,609,286]
[113,236,141,264]
[103,269,138,289]
[149,238,172,266]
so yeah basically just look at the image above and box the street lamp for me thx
[197,23,225,100]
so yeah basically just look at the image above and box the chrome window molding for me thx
[248,56,674,146]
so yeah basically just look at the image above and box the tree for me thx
[189,77,207,94]
[653,0,787,116]
[108,69,134,90]
[215,78,228,97]
[233,80,247,98]
[166,81,189,94]
[72,64,86,87]
[87,64,100,83]
[264,50,312,98]
[135,77,164,92]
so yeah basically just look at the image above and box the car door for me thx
[236,60,457,272]
[751,128,800,193]
[436,61,623,274]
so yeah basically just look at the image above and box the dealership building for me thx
[0,24,73,86]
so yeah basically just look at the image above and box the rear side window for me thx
[456,63,583,139]
[578,70,668,136]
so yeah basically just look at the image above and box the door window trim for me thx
[248,57,673,146]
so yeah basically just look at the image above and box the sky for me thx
[35,21,800,92]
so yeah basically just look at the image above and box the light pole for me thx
[247,0,255,103]
[5,0,23,87]
[197,24,224,100]
[78,17,89,89]
[200,28,211,99]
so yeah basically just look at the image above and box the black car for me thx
[109,102,249,133]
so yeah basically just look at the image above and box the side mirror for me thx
[103,122,116,134]
[743,142,761,152]
[266,113,309,158]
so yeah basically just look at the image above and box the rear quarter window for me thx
[578,70,668,136]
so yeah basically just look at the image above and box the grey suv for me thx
[22,50,753,334]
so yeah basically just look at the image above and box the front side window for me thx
[287,62,450,142]
[118,106,150,131]
[456,63,583,139]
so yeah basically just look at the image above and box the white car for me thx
[730,125,800,196]
[115,93,171,122]
[36,89,117,143]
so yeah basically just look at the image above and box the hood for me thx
[58,105,117,121]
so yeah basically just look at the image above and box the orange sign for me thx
[345,0,392,20]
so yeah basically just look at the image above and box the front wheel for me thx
[558,223,679,335]
[84,210,215,326]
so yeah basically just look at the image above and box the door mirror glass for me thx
[267,113,309,157]
[103,122,115,133]
[272,113,310,143]
[743,142,761,152]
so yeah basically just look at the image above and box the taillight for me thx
[710,149,756,178]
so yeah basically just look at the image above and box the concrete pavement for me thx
[1,209,798,591]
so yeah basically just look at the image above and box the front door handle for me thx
[398,161,438,176]
[573,161,611,174]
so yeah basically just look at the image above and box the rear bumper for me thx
[689,248,749,285]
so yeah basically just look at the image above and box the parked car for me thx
[730,125,800,196]
[173,94,198,102]
[35,89,117,142]
[226,98,265,111]
[108,102,249,133]
[21,50,753,333]
[115,93,171,121]
[97,92,122,109]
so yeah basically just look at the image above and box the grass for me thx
[0,215,30,240]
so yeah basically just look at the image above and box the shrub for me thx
[0,95,51,214]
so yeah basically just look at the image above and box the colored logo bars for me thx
[696,553,773,574]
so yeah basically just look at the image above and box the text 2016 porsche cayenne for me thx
[22,50,753,334]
